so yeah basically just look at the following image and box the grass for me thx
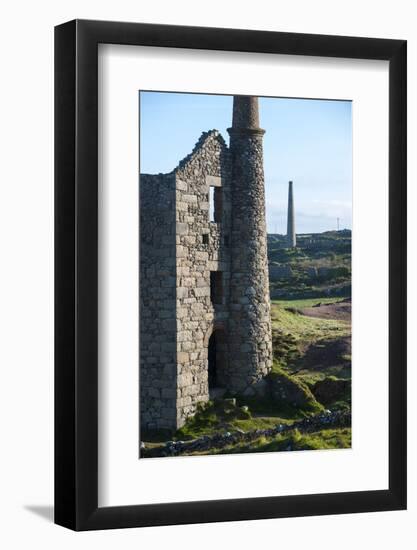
[267,230,351,300]
[270,298,351,399]
[174,399,299,441]
[172,371,325,443]
[237,391,322,418]
[296,366,351,387]
[294,370,328,386]
[271,300,350,344]
[185,428,352,456]
[268,364,324,413]
[275,296,345,309]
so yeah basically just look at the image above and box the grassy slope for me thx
[179,428,352,456]
[271,298,350,343]
[175,402,295,441]
[271,298,351,382]
[276,296,346,309]
[268,230,351,299]
[215,427,352,455]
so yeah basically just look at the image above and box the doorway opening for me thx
[208,332,217,389]
[210,271,223,305]
[207,327,227,397]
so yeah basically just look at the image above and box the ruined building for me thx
[140,96,273,431]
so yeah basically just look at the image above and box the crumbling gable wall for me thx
[174,130,232,427]
[140,131,232,431]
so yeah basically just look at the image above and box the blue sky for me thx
[140,92,352,234]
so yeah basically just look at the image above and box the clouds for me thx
[265,193,352,234]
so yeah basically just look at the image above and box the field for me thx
[141,230,352,458]
[271,297,351,385]
[268,230,351,300]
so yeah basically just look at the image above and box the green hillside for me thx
[268,229,351,300]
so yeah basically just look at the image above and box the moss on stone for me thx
[267,365,324,414]
[175,399,253,440]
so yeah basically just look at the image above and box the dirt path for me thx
[301,298,351,322]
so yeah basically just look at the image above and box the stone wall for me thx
[269,264,294,279]
[174,130,231,426]
[139,173,177,430]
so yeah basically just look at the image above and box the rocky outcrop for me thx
[268,369,321,410]
[311,377,350,406]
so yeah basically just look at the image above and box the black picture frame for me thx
[55,19,407,531]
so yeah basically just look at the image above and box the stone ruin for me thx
[140,96,273,431]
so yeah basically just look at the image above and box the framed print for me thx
[55,20,406,530]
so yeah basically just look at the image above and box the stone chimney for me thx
[226,96,272,395]
[287,180,296,248]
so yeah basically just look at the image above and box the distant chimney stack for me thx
[287,181,296,248]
